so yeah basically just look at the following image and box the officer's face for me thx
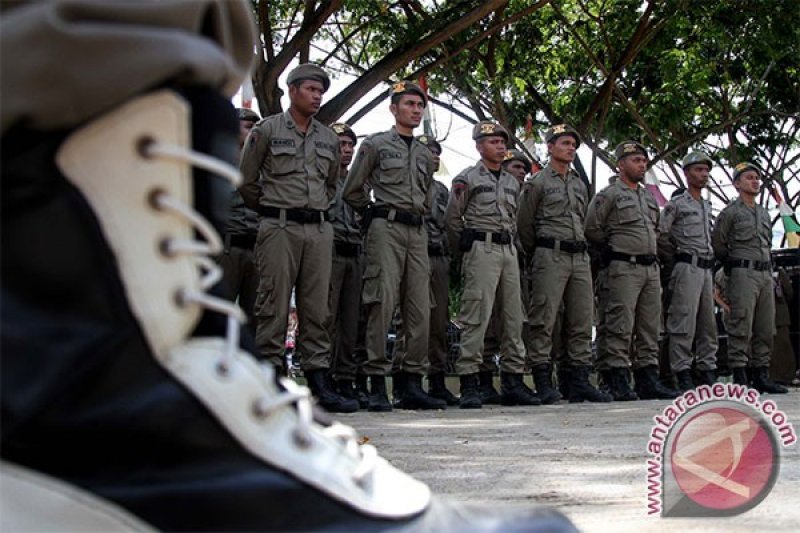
[548,135,577,164]
[429,147,441,173]
[338,135,355,167]
[390,95,425,129]
[239,119,255,149]
[618,154,648,182]
[684,163,710,190]
[503,160,527,184]
[477,136,508,165]
[289,80,325,116]
[734,170,761,195]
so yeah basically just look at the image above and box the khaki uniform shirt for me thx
[517,163,588,255]
[426,180,449,249]
[342,127,434,214]
[239,111,340,210]
[657,191,714,261]
[712,198,772,262]
[445,161,520,251]
[224,191,260,236]
[330,175,362,245]
[585,178,659,255]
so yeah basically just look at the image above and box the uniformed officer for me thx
[657,151,718,392]
[475,149,535,404]
[446,120,540,409]
[219,108,261,334]
[342,81,445,411]
[585,141,679,401]
[517,124,611,403]
[327,122,366,406]
[239,64,357,413]
[419,135,458,405]
[711,162,788,394]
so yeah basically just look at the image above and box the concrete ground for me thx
[337,385,800,532]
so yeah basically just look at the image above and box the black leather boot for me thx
[732,367,750,386]
[557,365,572,399]
[354,374,370,409]
[0,11,577,528]
[391,371,408,407]
[634,366,680,400]
[674,369,695,393]
[459,374,482,409]
[368,375,393,412]
[568,366,612,403]
[428,372,459,406]
[607,368,639,401]
[531,364,562,404]
[751,366,788,394]
[500,373,542,406]
[696,369,716,387]
[306,370,359,413]
[395,373,447,410]
[477,370,502,405]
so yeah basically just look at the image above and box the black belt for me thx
[675,253,714,269]
[334,241,362,257]
[536,237,587,254]
[472,230,512,245]
[257,206,330,224]
[428,243,447,256]
[610,251,658,266]
[727,258,771,271]
[226,233,257,250]
[371,206,423,227]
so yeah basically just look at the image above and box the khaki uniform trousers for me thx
[219,244,258,335]
[361,219,430,376]
[604,261,661,369]
[665,263,718,372]
[726,268,774,369]
[527,248,593,367]
[428,254,450,374]
[328,252,364,380]
[456,240,526,375]
[594,267,610,370]
[254,219,333,371]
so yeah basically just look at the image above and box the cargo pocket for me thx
[528,293,548,327]
[459,289,483,326]
[255,276,276,318]
[727,306,748,336]
[361,264,382,305]
[605,301,630,335]
[666,304,689,335]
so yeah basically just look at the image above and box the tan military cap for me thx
[503,149,532,173]
[732,162,761,181]
[331,122,356,143]
[389,80,427,104]
[472,120,509,142]
[614,140,648,160]
[544,123,581,145]
[287,63,330,91]
[237,108,260,122]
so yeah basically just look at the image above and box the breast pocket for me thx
[733,218,755,241]
[315,147,335,176]
[542,194,564,217]
[680,222,703,237]
[378,157,405,184]
[616,197,639,224]
[270,145,298,176]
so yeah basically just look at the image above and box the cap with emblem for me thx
[287,63,330,91]
[237,108,261,122]
[681,151,713,170]
[503,149,532,173]
[331,122,356,143]
[472,120,509,142]
[732,162,761,181]
[614,140,648,161]
[544,123,580,146]
[417,135,441,152]
[389,80,427,105]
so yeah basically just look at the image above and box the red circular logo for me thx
[670,407,777,511]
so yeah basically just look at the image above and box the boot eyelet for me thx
[251,398,269,419]
[174,288,188,308]
[292,429,313,449]
[136,136,156,159]
[159,237,175,258]
[215,360,232,379]
[147,188,168,210]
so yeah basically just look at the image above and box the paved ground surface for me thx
[336,384,800,532]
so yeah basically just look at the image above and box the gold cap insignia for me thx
[735,162,749,171]
[552,124,566,134]
[392,81,407,93]
[480,123,496,135]
[504,151,514,160]
[419,135,428,143]
[623,143,638,153]
[331,123,346,134]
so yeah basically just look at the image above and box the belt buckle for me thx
[629,255,637,264]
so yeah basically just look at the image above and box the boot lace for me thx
[139,137,377,487]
